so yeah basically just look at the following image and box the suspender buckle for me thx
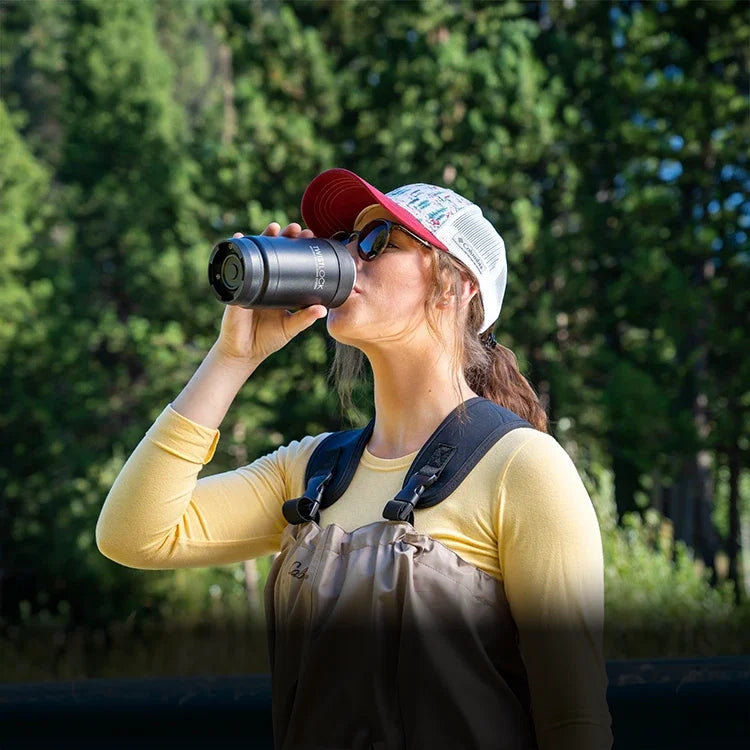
[382,470,439,522]
[282,467,335,524]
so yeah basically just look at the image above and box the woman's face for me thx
[326,206,437,348]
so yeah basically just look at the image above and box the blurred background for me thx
[0,0,748,682]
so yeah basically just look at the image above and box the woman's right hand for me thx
[214,222,329,368]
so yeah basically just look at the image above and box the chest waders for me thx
[263,397,540,750]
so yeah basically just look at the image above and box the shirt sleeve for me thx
[497,431,613,750]
[95,403,329,570]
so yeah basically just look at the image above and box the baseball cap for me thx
[300,168,507,333]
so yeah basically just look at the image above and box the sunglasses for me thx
[331,219,432,262]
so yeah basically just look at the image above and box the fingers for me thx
[258,222,313,239]
[280,222,301,237]
[260,222,281,237]
[279,223,314,239]
[283,305,328,340]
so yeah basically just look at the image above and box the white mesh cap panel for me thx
[386,183,507,332]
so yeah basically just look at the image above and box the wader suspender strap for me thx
[282,420,375,525]
[283,397,532,526]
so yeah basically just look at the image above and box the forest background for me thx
[0,0,748,681]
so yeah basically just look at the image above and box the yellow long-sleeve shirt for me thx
[96,403,613,750]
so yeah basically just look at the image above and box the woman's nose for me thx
[345,240,364,272]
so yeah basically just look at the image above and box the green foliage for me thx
[584,462,748,657]
[0,101,51,354]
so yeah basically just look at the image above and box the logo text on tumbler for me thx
[310,245,326,290]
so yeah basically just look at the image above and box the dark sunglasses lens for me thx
[331,230,351,242]
[358,221,390,261]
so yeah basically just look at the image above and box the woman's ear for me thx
[460,275,479,308]
[436,271,478,309]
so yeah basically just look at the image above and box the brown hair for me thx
[327,245,548,433]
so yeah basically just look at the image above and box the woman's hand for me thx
[214,222,328,368]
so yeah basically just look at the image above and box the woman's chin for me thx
[326,309,351,329]
[326,309,367,345]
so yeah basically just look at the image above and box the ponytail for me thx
[469,338,548,432]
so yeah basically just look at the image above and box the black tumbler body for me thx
[208,235,356,309]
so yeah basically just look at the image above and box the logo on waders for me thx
[289,560,309,580]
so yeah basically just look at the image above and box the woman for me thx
[97,168,613,750]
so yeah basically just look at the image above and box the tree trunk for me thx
[219,42,237,147]
[672,457,695,553]
[689,289,719,582]
[650,468,664,516]
[741,518,750,602]
[692,446,718,586]
[727,442,741,604]
[673,449,719,585]
[611,443,640,520]
[243,559,262,622]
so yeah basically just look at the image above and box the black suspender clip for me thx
[382,469,440,522]
[282,463,336,525]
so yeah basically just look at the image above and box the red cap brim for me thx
[300,168,448,251]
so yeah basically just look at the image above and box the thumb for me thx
[285,305,328,338]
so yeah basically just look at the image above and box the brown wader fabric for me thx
[264,519,539,750]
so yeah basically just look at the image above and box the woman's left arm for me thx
[496,431,614,750]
